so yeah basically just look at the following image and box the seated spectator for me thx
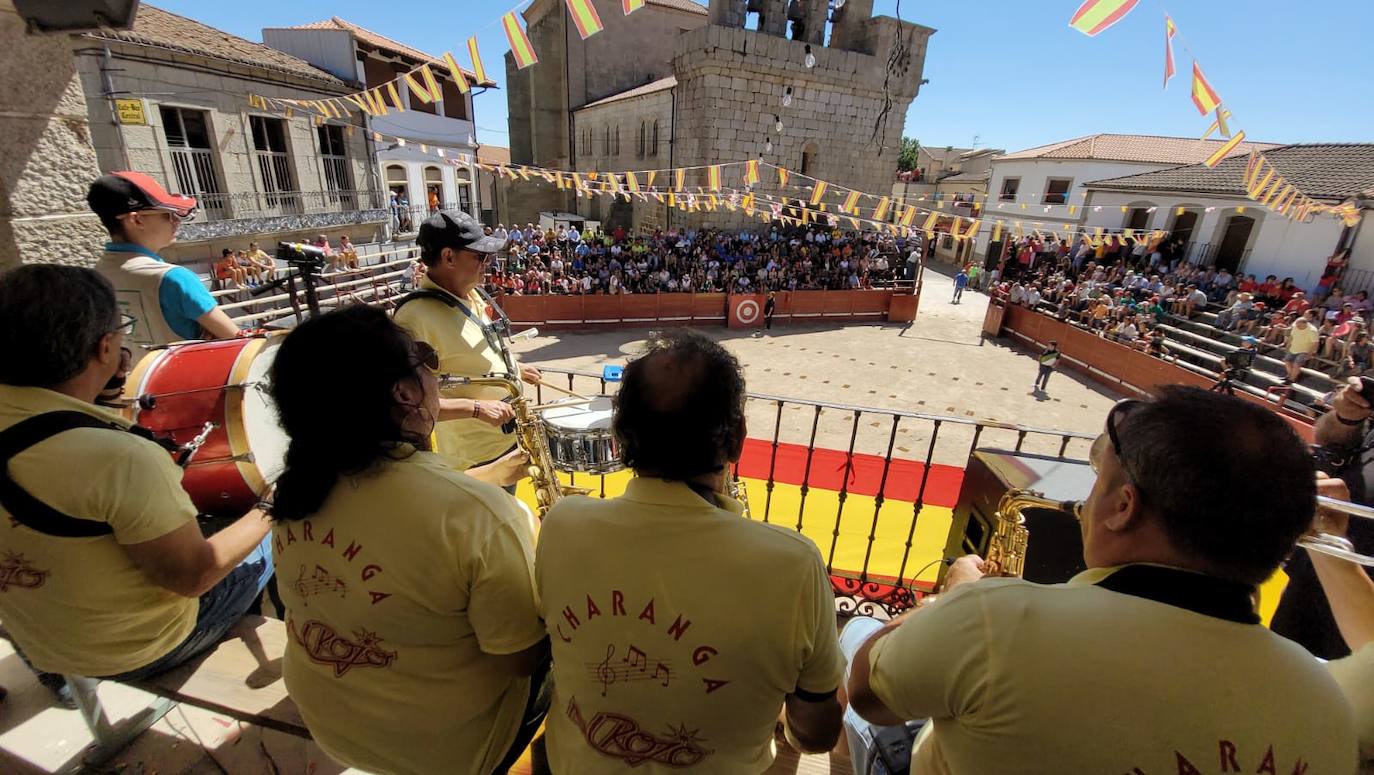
[1352,290,1373,316]
[214,247,245,290]
[245,241,276,282]
[312,234,334,258]
[0,264,273,684]
[337,235,359,271]
[1282,291,1311,317]
[235,249,266,287]
[844,389,1354,773]
[1346,330,1374,376]
[1283,314,1321,384]
[1215,292,1253,331]
[537,330,843,771]
[269,305,549,774]
[1182,284,1208,318]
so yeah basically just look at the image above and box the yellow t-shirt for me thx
[274,448,545,775]
[0,385,198,676]
[393,278,520,469]
[536,478,845,774]
[1328,642,1374,768]
[867,566,1356,774]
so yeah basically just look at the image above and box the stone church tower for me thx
[672,0,934,228]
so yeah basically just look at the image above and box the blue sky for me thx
[155,0,1373,152]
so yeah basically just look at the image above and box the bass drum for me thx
[124,336,287,517]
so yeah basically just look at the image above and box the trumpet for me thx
[1305,496,1374,566]
[984,489,1082,578]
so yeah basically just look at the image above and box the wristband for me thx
[472,400,481,419]
[1336,413,1366,426]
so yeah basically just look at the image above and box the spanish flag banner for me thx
[809,181,827,206]
[564,0,605,39]
[707,165,722,190]
[921,210,939,233]
[1202,107,1232,140]
[1248,165,1274,200]
[623,0,645,13]
[1163,15,1177,88]
[777,167,790,187]
[842,190,862,215]
[1068,0,1139,37]
[503,13,539,69]
[900,206,918,227]
[744,159,760,186]
[1190,62,1221,116]
[646,170,657,187]
[873,196,891,222]
[1242,152,1263,188]
[443,53,470,94]
[674,168,685,192]
[402,66,440,104]
[467,37,489,84]
[992,220,1002,243]
[625,171,640,193]
[385,83,404,110]
[1202,130,1246,169]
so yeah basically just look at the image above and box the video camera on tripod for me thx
[249,241,330,318]
[275,241,328,269]
[1212,341,1257,395]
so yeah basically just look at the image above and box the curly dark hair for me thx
[269,305,429,521]
[613,329,746,481]
[0,265,118,387]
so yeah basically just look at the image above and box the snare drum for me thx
[124,336,287,517]
[540,395,621,474]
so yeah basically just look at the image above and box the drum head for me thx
[239,338,287,488]
[541,395,614,431]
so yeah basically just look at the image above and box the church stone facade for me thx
[505,0,934,231]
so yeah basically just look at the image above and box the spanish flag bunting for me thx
[564,0,605,39]
[248,94,266,109]
[443,53,470,94]
[419,144,428,153]
[1202,107,1232,140]
[646,170,657,187]
[873,196,891,222]
[841,190,862,215]
[371,131,382,142]
[1019,203,1026,210]
[992,220,1002,243]
[370,88,390,115]
[1243,152,1263,188]
[386,82,404,111]
[468,37,489,83]
[1190,62,1221,116]
[743,193,755,214]
[707,165,722,190]
[1261,178,1286,206]
[900,206,917,227]
[777,167,789,187]
[503,13,539,69]
[674,168,685,191]
[667,191,675,207]
[1249,166,1274,200]
[1163,15,1177,89]
[809,180,827,206]
[652,192,663,203]
[626,171,640,193]
[1068,205,1077,216]
[1068,0,1139,37]
[623,0,645,14]
[344,93,374,115]
[744,159,760,186]
[1202,130,1246,169]
[1091,226,1102,244]
[403,66,439,103]
[920,210,939,233]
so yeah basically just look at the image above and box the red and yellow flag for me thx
[403,66,440,104]
[623,0,645,13]
[1162,15,1177,88]
[1202,130,1245,169]
[503,13,539,69]
[646,170,657,187]
[1068,0,1139,37]
[744,159,760,186]
[873,196,891,222]
[777,167,789,187]
[443,52,470,94]
[900,206,918,227]
[467,38,488,84]
[842,190,862,215]
[674,168,685,191]
[1242,151,1263,189]
[707,165,721,190]
[564,0,604,39]
[809,181,827,206]
[1190,62,1221,116]
[625,171,640,193]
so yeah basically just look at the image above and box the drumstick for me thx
[537,380,592,401]
[528,398,595,411]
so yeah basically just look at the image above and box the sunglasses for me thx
[110,313,138,337]
[1089,399,1144,478]
[410,340,440,371]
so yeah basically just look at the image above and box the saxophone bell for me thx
[983,489,1082,579]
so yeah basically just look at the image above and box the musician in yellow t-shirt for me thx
[536,330,843,773]
[846,388,1356,774]
[267,304,549,775]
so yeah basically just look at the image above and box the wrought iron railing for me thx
[191,189,386,223]
[530,366,1095,616]
[169,147,225,219]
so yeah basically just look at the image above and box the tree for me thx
[897,137,921,172]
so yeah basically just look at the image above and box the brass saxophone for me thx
[438,374,588,517]
[984,489,1083,578]
[726,471,751,518]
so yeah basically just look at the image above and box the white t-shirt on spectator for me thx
[1188,289,1208,306]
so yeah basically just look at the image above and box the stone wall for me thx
[572,88,675,231]
[0,2,106,268]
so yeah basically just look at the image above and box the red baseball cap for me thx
[87,171,198,219]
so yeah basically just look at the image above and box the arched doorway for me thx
[1215,214,1255,273]
[423,166,444,211]
[1168,207,1201,263]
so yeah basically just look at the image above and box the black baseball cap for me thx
[417,209,505,256]
[87,171,198,219]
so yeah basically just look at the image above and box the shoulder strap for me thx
[0,411,120,537]
[393,289,462,314]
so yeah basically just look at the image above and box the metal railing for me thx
[321,156,354,209]
[530,366,1095,616]
[169,147,225,220]
[217,242,420,327]
[191,189,386,223]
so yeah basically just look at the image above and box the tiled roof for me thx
[1086,143,1374,201]
[646,0,708,15]
[477,145,511,165]
[921,146,974,163]
[291,17,496,87]
[942,170,991,183]
[88,5,344,87]
[998,133,1280,165]
[578,76,677,109]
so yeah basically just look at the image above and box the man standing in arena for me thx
[87,172,239,347]
[845,388,1355,773]
[535,330,843,771]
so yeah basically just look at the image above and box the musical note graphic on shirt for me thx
[586,642,675,696]
[293,564,347,605]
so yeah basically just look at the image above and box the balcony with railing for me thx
[175,188,389,243]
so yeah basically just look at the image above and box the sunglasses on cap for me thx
[1089,398,1146,488]
[409,340,440,371]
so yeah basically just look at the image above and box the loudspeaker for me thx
[13,0,139,33]
[941,448,1095,585]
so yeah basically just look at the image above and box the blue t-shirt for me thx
[955,272,969,289]
[105,243,217,340]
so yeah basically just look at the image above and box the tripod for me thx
[1211,367,1246,395]
[249,244,328,323]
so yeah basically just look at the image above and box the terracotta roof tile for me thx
[645,0,708,15]
[291,17,496,87]
[998,133,1279,165]
[88,5,344,87]
[1086,143,1374,201]
[578,75,676,109]
[477,145,511,165]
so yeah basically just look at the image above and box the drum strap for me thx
[394,289,514,376]
[0,411,149,538]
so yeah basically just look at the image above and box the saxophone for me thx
[438,374,589,517]
[726,470,751,518]
[983,489,1083,578]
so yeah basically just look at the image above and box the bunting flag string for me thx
[503,12,539,69]
[1162,15,1177,88]
[467,36,489,84]
[1189,62,1222,116]
[1068,0,1139,36]
[623,0,645,14]
[564,0,605,40]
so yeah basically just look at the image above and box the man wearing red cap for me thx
[87,172,239,347]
